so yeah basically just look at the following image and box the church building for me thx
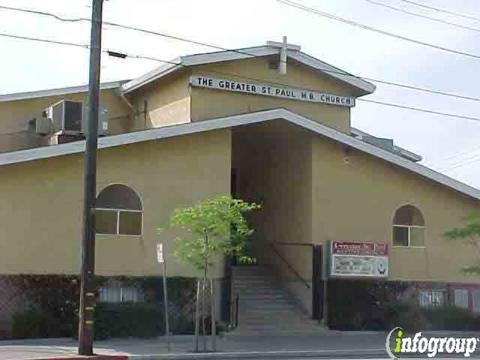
[0,39,479,336]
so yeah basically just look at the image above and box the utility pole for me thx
[78,0,103,355]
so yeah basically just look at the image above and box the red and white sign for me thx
[330,241,389,278]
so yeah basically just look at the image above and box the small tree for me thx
[444,212,480,275]
[169,195,260,351]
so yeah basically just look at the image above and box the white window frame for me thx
[454,289,470,310]
[98,286,144,304]
[419,290,445,308]
[96,207,143,236]
[392,224,425,248]
[473,289,480,313]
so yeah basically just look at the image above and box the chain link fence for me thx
[0,275,198,339]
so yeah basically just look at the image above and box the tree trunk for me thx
[201,278,207,351]
[210,278,216,351]
[194,279,201,352]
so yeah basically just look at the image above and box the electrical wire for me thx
[438,154,480,172]
[0,4,238,52]
[399,0,480,23]
[7,2,480,61]
[4,3,480,168]
[0,32,181,65]
[276,0,480,60]
[425,144,480,168]
[357,98,480,122]
[1,34,480,123]
[2,4,480,103]
[365,0,480,33]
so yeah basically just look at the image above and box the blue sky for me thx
[1,0,480,188]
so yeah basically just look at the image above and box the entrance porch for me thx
[227,120,325,334]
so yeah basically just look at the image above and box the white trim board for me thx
[0,108,479,200]
[0,80,127,102]
[121,45,375,95]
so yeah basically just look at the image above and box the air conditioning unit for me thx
[37,100,108,136]
[81,103,108,136]
[35,116,53,135]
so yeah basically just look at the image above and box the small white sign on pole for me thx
[156,242,170,351]
[156,243,164,264]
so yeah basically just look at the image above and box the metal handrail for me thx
[268,242,311,289]
[229,293,239,328]
[274,241,314,247]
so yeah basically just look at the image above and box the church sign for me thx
[190,76,355,107]
[329,241,389,278]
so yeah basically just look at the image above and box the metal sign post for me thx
[156,243,171,352]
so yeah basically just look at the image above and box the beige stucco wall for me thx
[1,53,478,289]
[0,129,231,278]
[191,57,354,133]
[127,71,191,130]
[232,121,313,312]
[0,89,132,152]
[312,136,480,284]
[0,55,356,154]
[231,121,480,314]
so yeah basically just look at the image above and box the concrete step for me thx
[231,264,321,336]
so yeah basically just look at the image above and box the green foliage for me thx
[327,280,480,331]
[12,310,72,339]
[424,306,480,331]
[94,303,166,339]
[444,212,480,275]
[384,301,428,332]
[7,275,196,339]
[170,196,260,276]
[327,280,408,330]
[9,275,79,339]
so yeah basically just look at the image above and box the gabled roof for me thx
[0,80,127,103]
[121,45,376,95]
[0,44,374,103]
[0,108,478,200]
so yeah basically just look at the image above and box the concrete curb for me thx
[127,348,387,359]
[36,356,128,360]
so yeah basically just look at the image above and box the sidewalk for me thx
[0,332,388,360]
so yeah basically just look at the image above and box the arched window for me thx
[95,184,143,236]
[392,205,425,247]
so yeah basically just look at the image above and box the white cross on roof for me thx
[266,36,300,74]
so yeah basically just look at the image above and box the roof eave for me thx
[0,108,478,201]
[121,46,375,95]
[0,80,127,103]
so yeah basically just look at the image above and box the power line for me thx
[430,146,480,171]
[426,144,480,168]
[190,69,480,123]
[365,0,480,33]
[438,153,480,172]
[0,32,180,65]
[400,0,480,23]
[2,4,480,103]
[0,4,235,52]
[276,0,480,60]
[357,98,480,122]
[0,32,89,50]
[2,32,480,123]
[359,78,480,102]
[0,4,86,22]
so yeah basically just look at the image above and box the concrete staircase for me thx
[230,265,326,335]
